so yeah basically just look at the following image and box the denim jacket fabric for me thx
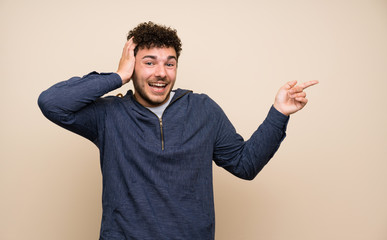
[38,72,289,240]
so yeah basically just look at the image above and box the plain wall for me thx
[1,0,386,239]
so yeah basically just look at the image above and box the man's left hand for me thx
[273,80,319,116]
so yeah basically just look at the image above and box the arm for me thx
[213,80,318,180]
[37,38,137,142]
[37,72,123,142]
[213,105,288,180]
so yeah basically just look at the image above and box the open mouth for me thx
[149,82,167,88]
[148,82,168,93]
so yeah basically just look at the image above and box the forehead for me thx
[136,47,177,60]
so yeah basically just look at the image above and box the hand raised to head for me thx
[116,37,137,85]
[273,80,319,116]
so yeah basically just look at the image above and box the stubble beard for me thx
[133,81,173,108]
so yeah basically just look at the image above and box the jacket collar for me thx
[125,88,192,111]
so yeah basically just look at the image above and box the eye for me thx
[166,62,176,67]
[145,62,154,66]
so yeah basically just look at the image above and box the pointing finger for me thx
[299,80,319,90]
[289,80,319,93]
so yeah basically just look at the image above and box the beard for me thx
[132,79,174,108]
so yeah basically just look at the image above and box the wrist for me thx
[116,71,130,85]
[273,103,289,116]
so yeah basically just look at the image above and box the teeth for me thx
[150,83,166,87]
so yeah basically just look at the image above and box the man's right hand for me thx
[116,37,137,85]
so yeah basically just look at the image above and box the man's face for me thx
[132,46,177,108]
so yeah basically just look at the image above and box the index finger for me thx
[298,80,319,90]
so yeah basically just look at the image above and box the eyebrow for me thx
[142,55,177,61]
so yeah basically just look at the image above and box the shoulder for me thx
[175,89,225,116]
[175,89,216,104]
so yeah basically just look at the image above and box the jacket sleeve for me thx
[37,72,122,143]
[212,103,289,180]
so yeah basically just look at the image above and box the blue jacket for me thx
[38,72,289,240]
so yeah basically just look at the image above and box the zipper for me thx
[159,118,164,150]
[141,90,192,151]
[158,90,191,151]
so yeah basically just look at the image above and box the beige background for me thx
[1,0,386,239]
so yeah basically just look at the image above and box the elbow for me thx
[37,90,52,116]
[38,91,48,112]
[239,171,258,181]
[238,162,267,181]
[37,90,63,122]
[229,167,261,181]
[245,175,257,181]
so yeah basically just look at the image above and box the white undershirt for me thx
[146,91,175,119]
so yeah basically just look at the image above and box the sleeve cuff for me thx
[108,72,124,89]
[83,71,123,92]
[265,105,290,131]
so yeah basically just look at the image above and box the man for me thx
[38,22,318,239]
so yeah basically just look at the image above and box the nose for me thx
[155,64,166,79]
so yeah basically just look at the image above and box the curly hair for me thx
[127,21,182,59]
